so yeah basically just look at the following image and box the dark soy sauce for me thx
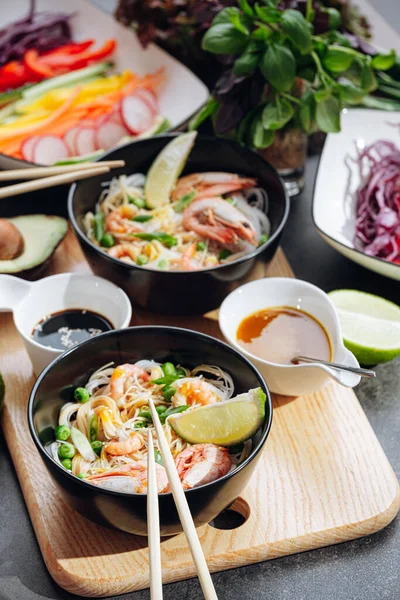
[32,309,113,350]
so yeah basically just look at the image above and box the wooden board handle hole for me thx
[209,497,250,530]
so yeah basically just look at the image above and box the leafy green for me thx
[296,90,315,133]
[260,44,296,92]
[323,47,354,73]
[254,5,281,24]
[262,97,294,130]
[281,9,312,55]
[251,115,275,149]
[233,45,260,76]
[315,95,341,133]
[189,97,219,131]
[371,50,396,71]
[202,23,249,54]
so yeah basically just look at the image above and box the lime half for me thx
[145,132,197,209]
[168,387,266,446]
[328,289,400,365]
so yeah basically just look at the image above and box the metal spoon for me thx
[291,356,376,378]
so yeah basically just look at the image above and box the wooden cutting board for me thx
[1,230,399,598]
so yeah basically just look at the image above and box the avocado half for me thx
[0,215,68,277]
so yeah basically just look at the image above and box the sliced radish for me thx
[121,95,154,135]
[33,136,70,165]
[135,88,158,115]
[96,121,127,151]
[76,128,97,155]
[21,136,40,162]
[64,126,81,155]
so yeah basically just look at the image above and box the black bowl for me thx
[28,326,272,536]
[68,135,289,315]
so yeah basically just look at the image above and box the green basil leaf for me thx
[314,86,332,103]
[254,5,281,23]
[235,105,262,145]
[239,0,254,16]
[360,63,377,92]
[251,117,275,149]
[338,83,365,105]
[281,9,312,55]
[323,7,341,30]
[212,7,241,26]
[296,90,315,133]
[262,97,294,130]
[315,95,341,133]
[251,26,273,41]
[371,50,396,71]
[229,10,251,35]
[260,44,296,92]
[323,47,354,73]
[233,49,260,76]
[188,97,219,131]
[202,23,249,54]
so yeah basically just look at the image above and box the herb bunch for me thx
[188,0,395,149]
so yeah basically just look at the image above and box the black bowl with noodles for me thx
[28,326,273,536]
[68,134,289,315]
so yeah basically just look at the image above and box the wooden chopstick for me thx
[0,160,125,181]
[147,431,163,600]
[148,399,218,600]
[0,166,110,200]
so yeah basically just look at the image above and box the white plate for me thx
[313,108,400,281]
[0,0,209,169]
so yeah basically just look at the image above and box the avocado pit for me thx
[0,219,24,260]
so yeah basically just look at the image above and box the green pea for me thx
[77,472,87,479]
[258,234,269,246]
[91,440,103,456]
[61,458,72,470]
[58,442,76,460]
[134,421,147,429]
[162,362,176,377]
[196,241,206,252]
[219,249,232,260]
[132,214,153,222]
[100,232,115,248]
[128,195,146,209]
[74,387,90,403]
[136,254,149,266]
[157,259,168,269]
[55,425,70,441]
[156,405,168,415]
[138,408,152,420]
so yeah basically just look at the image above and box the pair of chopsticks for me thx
[147,399,218,600]
[0,160,125,199]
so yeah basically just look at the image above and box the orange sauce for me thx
[236,306,332,364]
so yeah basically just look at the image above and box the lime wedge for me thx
[328,289,400,365]
[168,387,266,446]
[145,132,197,209]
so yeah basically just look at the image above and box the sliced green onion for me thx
[132,214,153,222]
[133,232,178,248]
[196,241,206,252]
[258,234,269,246]
[159,404,190,424]
[174,191,196,213]
[162,362,176,377]
[134,421,147,429]
[154,449,164,466]
[93,212,105,242]
[157,259,168,269]
[88,414,98,443]
[91,440,103,456]
[156,405,168,415]
[138,408,152,420]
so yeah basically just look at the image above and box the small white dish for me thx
[0,273,131,375]
[219,277,360,397]
[313,108,400,281]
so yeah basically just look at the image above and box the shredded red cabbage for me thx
[0,0,73,67]
[353,140,400,264]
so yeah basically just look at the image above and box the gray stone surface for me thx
[0,2,399,599]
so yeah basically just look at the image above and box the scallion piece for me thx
[174,191,196,213]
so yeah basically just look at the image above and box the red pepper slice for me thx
[40,39,117,71]
[24,49,55,79]
[42,40,95,58]
[0,61,31,91]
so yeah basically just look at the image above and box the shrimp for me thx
[172,172,256,202]
[110,363,150,400]
[105,205,142,235]
[87,461,169,494]
[108,244,138,262]
[180,242,197,270]
[172,378,222,406]
[104,432,144,456]
[175,444,232,489]
[182,197,257,245]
